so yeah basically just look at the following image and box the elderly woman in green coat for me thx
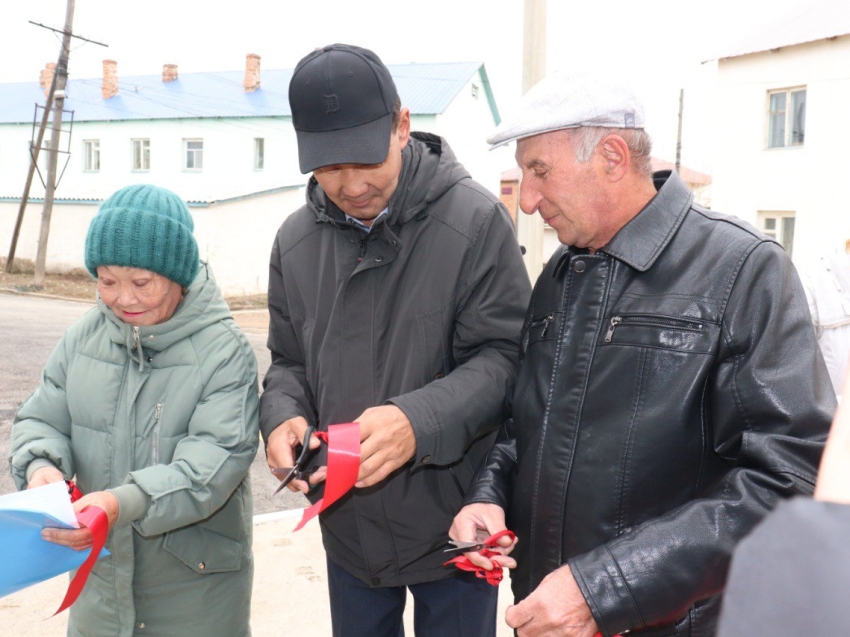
[9,184,259,636]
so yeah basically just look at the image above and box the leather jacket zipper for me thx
[530,313,556,338]
[605,315,704,343]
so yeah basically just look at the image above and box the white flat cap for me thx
[488,72,646,148]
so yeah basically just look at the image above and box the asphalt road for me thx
[0,292,306,515]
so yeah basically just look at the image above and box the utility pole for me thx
[518,0,547,280]
[5,72,57,273]
[675,88,684,173]
[33,0,75,286]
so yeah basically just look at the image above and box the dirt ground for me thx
[0,259,267,311]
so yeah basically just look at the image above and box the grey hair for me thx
[567,127,653,178]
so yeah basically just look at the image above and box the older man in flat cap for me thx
[450,72,835,636]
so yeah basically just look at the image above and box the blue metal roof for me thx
[0,61,499,125]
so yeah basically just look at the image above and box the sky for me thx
[0,0,810,174]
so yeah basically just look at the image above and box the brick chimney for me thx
[39,63,57,97]
[243,53,261,92]
[102,59,118,100]
[162,64,178,82]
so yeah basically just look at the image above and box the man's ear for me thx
[396,107,411,150]
[598,134,630,181]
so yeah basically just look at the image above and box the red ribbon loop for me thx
[293,422,360,532]
[443,530,517,586]
[52,505,109,615]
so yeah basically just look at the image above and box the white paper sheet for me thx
[0,481,80,529]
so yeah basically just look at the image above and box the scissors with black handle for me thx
[271,424,320,495]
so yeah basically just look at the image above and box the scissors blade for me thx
[443,540,488,554]
[272,467,298,495]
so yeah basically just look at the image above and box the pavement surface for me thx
[0,290,515,636]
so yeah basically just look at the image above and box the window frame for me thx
[83,139,100,172]
[757,210,796,257]
[254,137,264,171]
[766,87,806,149]
[132,138,150,172]
[183,138,204,171]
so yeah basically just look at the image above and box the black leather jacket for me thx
[465,171,834,636]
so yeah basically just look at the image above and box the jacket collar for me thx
[307,132,470,230]
[99,262,231,359]
[601,170,694,272]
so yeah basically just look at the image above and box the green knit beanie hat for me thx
[85,184,200,288]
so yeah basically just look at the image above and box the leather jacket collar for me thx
[603,170,694,272]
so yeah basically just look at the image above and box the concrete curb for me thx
[0,286,95,306]
[253,507,305,525]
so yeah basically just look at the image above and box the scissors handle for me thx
[293,425,318,466]
[272,425,320,495]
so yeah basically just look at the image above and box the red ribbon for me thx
[66,480,82,503]
[52,504,109,615]
[443,529,517,586]
[293,422,361,532]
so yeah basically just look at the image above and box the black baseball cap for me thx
[289,44,399,174]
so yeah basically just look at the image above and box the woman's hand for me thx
[27,465,65,489]
[42,491,120,551]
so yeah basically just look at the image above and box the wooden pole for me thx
[33,0,75,286]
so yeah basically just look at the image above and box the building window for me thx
[254,137,264,170]
[132,139,150,171]
[768,88,806,148]
[471,83,480,99]
[184,139,203,171]
[758,211,796,257]
[83,139,100,171]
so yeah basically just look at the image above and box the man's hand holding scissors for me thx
[267,416,325,494]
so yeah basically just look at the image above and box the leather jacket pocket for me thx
[523,311,562,348]
[163,524,243,574]
[602,313,715,354]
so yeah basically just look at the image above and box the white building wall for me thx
[0,187,304,296]
[429,70,514,195]
[193,187,304,296]
[713,36,850,266]
[0,117,302,202]
[0,200,98,273]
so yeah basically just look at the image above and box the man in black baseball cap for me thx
[259,43,531,636]
[289,43,399,174]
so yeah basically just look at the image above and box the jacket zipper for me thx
[132,326,144,372]
[605,315,704,343]
[152,403,162,464]
[529,313,556,338]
